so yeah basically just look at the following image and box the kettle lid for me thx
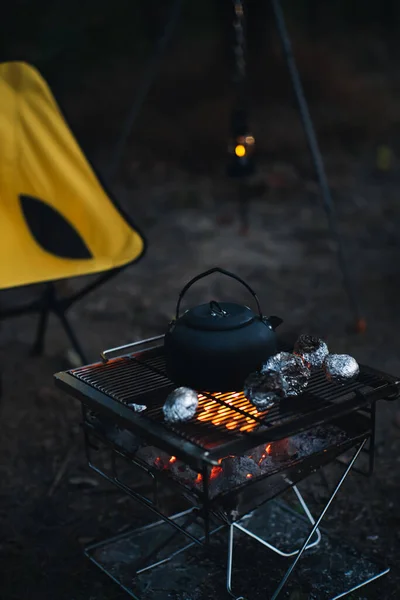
[181,301,255,331]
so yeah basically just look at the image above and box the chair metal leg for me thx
[1,281,89,364]
[55,309,88,365]
[30,286,52,356]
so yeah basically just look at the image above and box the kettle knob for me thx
[209,300,228,318]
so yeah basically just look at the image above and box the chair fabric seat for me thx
[0,61,145,290]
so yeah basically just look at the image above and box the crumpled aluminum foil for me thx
[244,370,285,410]
[323,354,360,384]
[163,387,199,423]
[262,351,311,397]
[293,334,329,371]
[128,403,147,413]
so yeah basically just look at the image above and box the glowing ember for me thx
[197,391,264,433]
[152,438,290,489]
[210,465,223,479]
[148,437,296,499]
[257,443,273,465]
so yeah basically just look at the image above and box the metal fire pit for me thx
[54,336,400,600]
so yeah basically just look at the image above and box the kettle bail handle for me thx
[175,267,264,319]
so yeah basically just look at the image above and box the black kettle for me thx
[164,267,283,392]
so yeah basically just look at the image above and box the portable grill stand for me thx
[83,429,387,600]
[55,337,399,599]
[84,425,323,557]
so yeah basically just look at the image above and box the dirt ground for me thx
[1,142,400,600]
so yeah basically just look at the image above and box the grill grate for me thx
[69,345,399,460]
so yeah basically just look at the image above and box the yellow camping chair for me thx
[0,61,146,363]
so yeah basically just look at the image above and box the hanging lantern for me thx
[227,108,256,178]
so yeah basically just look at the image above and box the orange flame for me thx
[197,391,263,432]
[257,443,273,465]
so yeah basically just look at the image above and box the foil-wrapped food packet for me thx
[163,387,199,423]
[294,334,329,371]
[244,370,286,410]
[262,351,310,397]
[323,354,359,384]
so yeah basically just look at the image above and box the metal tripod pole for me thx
[107,0,183,184]
[270,0,364,331]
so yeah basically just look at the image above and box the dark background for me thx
[2,0,400,167]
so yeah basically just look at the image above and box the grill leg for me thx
[133,511,199,575]
[232,485,321,559]
[271,440,367,600]
[226,440,369,600]
[227,524,246,600]
[226,485,321,598]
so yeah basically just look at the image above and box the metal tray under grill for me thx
[83,412,371,518]
[54,341,400,469]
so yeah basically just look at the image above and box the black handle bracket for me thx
[175,267,263,320]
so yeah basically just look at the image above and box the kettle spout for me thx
[267,315,283,330]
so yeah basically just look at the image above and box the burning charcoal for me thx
[127,403,147,413]
[256,439,294,472]
[293,334,329,371]
[262,351,310,397]
[136,446,169,469]
[169,459,198,485]
[163,387,199,423]
[243,370,285,410]
[247,443,269,464]
[323,354,360,384]
[258,454,273,474]
[221,456,261,490]
[209,456,261,498]
[292,424,350,458]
